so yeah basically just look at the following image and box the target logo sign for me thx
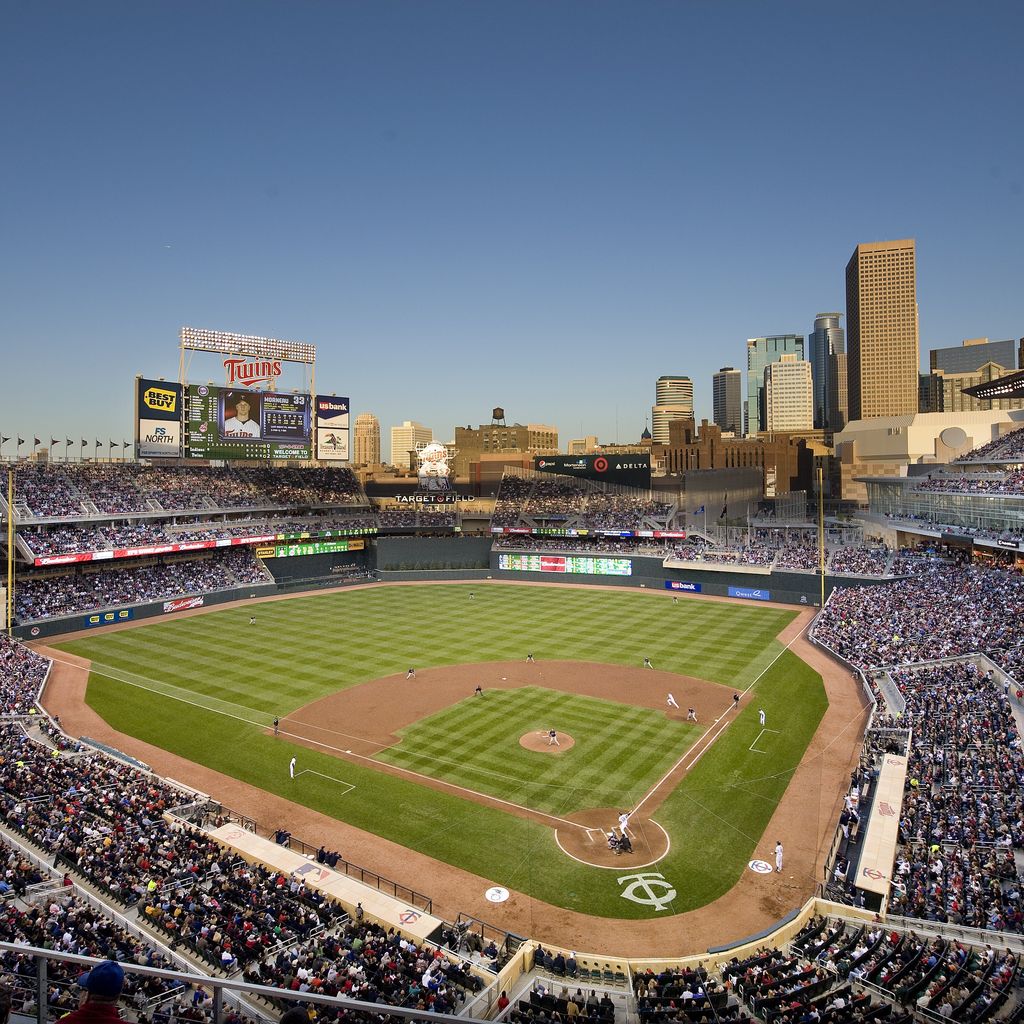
[593,457,608,472]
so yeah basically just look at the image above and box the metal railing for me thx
[0,942,488,1024]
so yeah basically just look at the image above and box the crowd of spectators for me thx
[811,564,1024,672]
[664,539,929,577]
[493,536,670,556]
[959,426,1024,464]
[243,919,479,1016]
[3,465,366,520]
[492,474,677,533]
[0,636,49,714]
[20,515,378,559]
[882,514,1024,545]
[143,858,344,971]
[0,828,235,1021]
[376,509,458,530]
[877,662,1024,930]
[15,549,270,623]
[913,470,1024,497]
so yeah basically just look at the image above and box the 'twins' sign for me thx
[224,357,283,388]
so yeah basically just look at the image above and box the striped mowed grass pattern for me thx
[58,584,795,722]
[375,686,702,815]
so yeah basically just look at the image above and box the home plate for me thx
[502,677,507,680]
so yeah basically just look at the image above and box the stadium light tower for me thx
[179,327,317,395]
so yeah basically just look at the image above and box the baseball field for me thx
[49,582,830,920]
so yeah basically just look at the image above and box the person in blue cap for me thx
[61,960,125,1024]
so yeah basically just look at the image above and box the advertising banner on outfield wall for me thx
[315,396,350,461]
[665,580,702,593]
[163,596,205,613]
[85,608,134,628]
[728,585,771,601]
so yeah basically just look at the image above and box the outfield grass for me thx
[54,583,827,918]
[376,686,703,815]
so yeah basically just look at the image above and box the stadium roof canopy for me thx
[963,369,1024,400]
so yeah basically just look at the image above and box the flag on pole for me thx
[17,437,24,447]
[0,436,8,446]
[33,437,41,447]
[693,505,705,515]
[50,437,59,448]
[720,494,728,519]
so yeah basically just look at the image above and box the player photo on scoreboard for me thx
[220,391,263,440]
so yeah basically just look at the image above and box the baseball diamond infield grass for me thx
[375,686,703,815]
[53,583,828,918]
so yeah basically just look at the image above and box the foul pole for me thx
[6,466,13,635]
[817,465,825,608]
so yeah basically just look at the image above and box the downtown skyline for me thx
[1,2,1022,449]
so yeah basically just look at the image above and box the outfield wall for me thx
[373,535,492,571]
[12,582,276,640]
[487,550,881,606]
[261,549,367,583]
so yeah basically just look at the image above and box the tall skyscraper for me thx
[651,375,693,444]
[808,313,845,428]
[712,367,743,434]
[930,338,1018,374]
[846,239,919,421]
[389,420,432,469]
[353,412,381,465]
[828,351,849,432]
[746,335,805,435]
[764,353,813,431]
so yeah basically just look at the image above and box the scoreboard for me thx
[257,538,365,558]
[498,553,632,576]
[186,385,312,460]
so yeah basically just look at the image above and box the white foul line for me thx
[631,613,813,817]
[295,769,355,794]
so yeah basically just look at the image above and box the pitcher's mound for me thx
[520,731,575,753]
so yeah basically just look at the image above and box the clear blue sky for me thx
[2,1,1022,451]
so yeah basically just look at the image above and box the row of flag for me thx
[0,437,131,453]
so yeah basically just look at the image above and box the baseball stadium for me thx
[3,343,1024,1024]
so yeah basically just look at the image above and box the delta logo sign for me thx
[224,357,283,388]
[143,386,178,413]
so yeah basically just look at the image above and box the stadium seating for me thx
[2,465,366,519]
[14,547,272,623]
[958,425,1024,463]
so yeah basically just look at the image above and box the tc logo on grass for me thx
[617,873,677,912]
